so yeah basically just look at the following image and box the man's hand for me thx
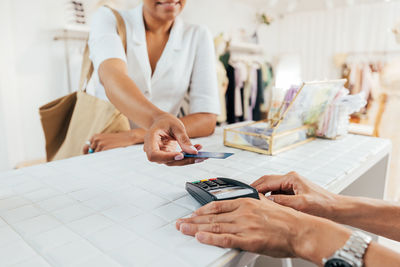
[251,172,339,220]
[176,195,308,258]
[144,113,204,166]
[176,195,352,266]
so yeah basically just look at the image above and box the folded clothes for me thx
[317,89,367,138]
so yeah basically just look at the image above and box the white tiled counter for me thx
[0,127,391,267]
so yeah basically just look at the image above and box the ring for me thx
[86,140,94,154]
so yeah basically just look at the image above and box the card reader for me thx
[185,178,259,205]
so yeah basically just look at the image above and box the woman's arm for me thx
[99,59,164,129]
[87,7,198,164]
[251,172,400,241]
[98,58,198,163]
[179,113,216,138]
[125,112,217,142]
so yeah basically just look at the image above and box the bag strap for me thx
[79,6,127,92]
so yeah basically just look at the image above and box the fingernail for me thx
[190,146,198,151]
[195,159,205,164]
[174,154,184,161]
[267,196,274,201]
[180,223,189,233]
[196,232,205,242]
[190,213,197,217]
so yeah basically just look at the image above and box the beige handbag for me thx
[39,6,130,162]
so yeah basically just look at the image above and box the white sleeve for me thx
[88,7,127,70]
[189,26,221,115]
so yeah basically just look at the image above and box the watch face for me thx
[324,258,352,267]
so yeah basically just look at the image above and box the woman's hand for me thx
[144,113,203,166]
[176,195,351,265]
[83,129,146,154]
[251,172,339,220]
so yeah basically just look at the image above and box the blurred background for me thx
[1,0,399,200]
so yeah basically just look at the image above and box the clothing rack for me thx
[341,50,400,65]
[228,42,263,55]
[228,42,264,66]
[221,41,273,124]
[345,50,400,56]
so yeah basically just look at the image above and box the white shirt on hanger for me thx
[88,4,220,117]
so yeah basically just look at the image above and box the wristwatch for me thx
[323,231,372,267]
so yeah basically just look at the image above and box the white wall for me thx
[259,1,400,81]
[0,0,70,171]
[0,0,24,171]
[182,0,258,36]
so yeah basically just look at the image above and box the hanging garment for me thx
[261,63,274,114]
[365,71,383,125]
[361,64,373,99]
[379,94,400,201]
[348,63,362,94]
[216,60,229,123]
[252,68,263,121]
[247,66,258,121]
[379,58,400,201]
[233,63,247,118]
[242,65,253,121]
[225,64,236,124]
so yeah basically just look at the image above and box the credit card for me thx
[182,151,234,159]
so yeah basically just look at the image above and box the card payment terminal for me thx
[186,178,259,205]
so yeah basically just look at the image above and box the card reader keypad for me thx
[214,179,227,186]
[192,178,232,190]
[186,177,260,205]
[204,181,218,187]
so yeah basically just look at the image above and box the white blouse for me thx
[88,4,220,116]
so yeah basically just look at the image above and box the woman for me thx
[85,0,220,164]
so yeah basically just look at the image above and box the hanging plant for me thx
[257,13,273,26]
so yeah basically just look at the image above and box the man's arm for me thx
[251,172,400,241]
[298,215,400,267]
[176,196,400,267]
[331,195,400,241]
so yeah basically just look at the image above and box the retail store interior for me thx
[0,0,400,266]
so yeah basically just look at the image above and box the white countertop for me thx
[0,128,391,267]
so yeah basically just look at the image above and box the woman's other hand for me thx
[83,128,146,154]
[144,113,203,166]
[251,172,339,220]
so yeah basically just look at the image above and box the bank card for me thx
[182,151,234,159]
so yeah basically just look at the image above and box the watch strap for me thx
[323,231,372,267]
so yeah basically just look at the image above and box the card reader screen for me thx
[209,187,254,200]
